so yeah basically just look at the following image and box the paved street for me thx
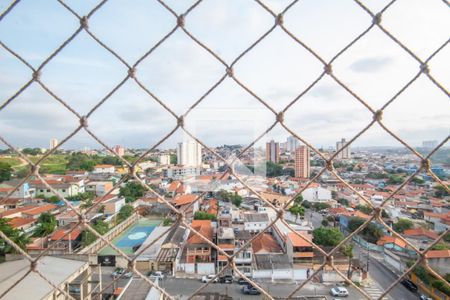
[161,278,366,300]
[353,244,419,300]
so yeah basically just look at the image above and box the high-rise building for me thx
[295,146,310,178]
[422,140,438,149]
[286,135,299,152]
[177,141,202,167]
[49,138,58,149]
[266,140,280,163]
[113,145,125,157]
[336,138,350,159]
[159,154,171,165]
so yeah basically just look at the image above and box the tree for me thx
[434,185,450,198]
[411,176,425,185]
[393,218,413,233]
[0,162,12,182]
[341,244,354,277]
[265,161,284,177]
[194,211,217,221]
[347,217,383,244]
[302,200,311,209]
[313,227,344,247]
[117,205,134,223]
[387,175,404,185]
[431,243,449,250]
[0,218,30,254]
[312,202,330,211]
[289,204,305,222]
[321,219,329,226]
[338,198,349,207]
[231,193,243,208]
[81,220,109,246]
[163,218,172,226]
[170,154,177,164]
[294,194,304,205]
[119,182,145,202]
[33,213,57,237]
[67,153,96,171]
[356,205,373,215]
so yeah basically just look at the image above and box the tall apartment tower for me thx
[266,140,280,163]
[113,145,125,157]
[286,135,299,152]
[295,146,310,178]
[177,141,202,167]
[336,138,350,159]
[49,138,58,149]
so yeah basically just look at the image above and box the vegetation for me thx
[387,175,405,185]
[33,213,57,237]
[117,205,134,223]
[81,220,109,247]
[347,217,383,244]
[217,190,243,207]
[356,204,373,215]
[431,243,449,250]
[313,227,344,247]
[393,218,413,233]
[0,162,12,182]
[301,200,311,209]
[163,218,172,226]
[312,202,330,211]
[0,218,30,254]
[119,181,146,202]
[434,185,450,198]
[194,211,217,221]
[170,154,177,165]
[338,198,349,207]
[366,172,388,179]
[321,219,329,226]
[408,262,450,296]
[289,204,305,222]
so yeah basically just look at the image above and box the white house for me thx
[301,187,331,203]
[244,213,269,233]
[93,164,116,174]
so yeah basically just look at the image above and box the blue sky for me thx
[0,0,449,150]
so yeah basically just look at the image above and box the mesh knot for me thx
[373,110,383,121]
[276,14,284,26]
[325,255,333,266]
[326,160,334,171]
[30,164,40,175]
[30,261,37,271]
[32,71,41,81]
[420,63,429,74]
[226,67,234,77]
[177,116,184,127]
[80,16,89,29]
[177,15,185,27]
[276,111,284,123]
[129,165,135,175]
[373,13,382,25]
[277,209,284,219]
[373,206,381,217]
[421,158,430,170]
[127,260,135,271]
[128,67,136,78]
[324,64,332,75]
[80,116,88,128]
[79,215,88,224]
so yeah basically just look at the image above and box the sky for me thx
[0,0,449,151]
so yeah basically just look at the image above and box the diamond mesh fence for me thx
[0,0,449,299]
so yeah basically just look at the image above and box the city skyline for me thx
[0,0,449,150]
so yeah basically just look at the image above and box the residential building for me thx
[93,164,116,174]
[295,146,310,178]
[102,196,126,216]
[266,140,280,163]
[159,154,171,165]
[336,138,351,159]
[251,233,282,254]
[244,212,269,234]
[0,180,34,198]
[113,145,125,157]
[163,166,200,180]
[422,140,438,149]
[49,226,82,253]
[425,250,450,276]
[85,181,114,196]
[177,141,202,167]
[49,138,58,149]
[301,186,331,203]
[30,178,84,198]
[186,220,213,263]
[286,135,299,152]
[235,230,253,277]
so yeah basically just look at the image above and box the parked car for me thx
[330,287,349,297]
[201,275,218,283]
[112,268,133,278]
[219,275,233,284]
[242,284,261,295]
[419,295,433,300]
[148,271,164,280]
[400,279,418,292]
[237,278,248,285]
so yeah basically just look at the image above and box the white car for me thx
[201,275,218,283]
[330,287,349,297]
[148,271,164,280]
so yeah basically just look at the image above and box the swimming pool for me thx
[98,218,161,256]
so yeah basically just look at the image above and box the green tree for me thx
[289,204,305,222]
[387,175,405,185]
[393,218,413,233]
[313,227,344,247]
[170,154,177,164]
[33,213,57,237]
[321,219,329,226]
[265,161,284,177]
[347,217,383,243]
[338,198,349,207]
[117,205,134,223]
[163,218,172,226]
[0,218,30,254]
[294,194,304,205]
[434,185,450,198]
[312,202,330,211]
[119,182,145,202]
[194,211,217,221]
[341,244,354,277]
[431,243,450,250]
[0,162,12,182]
[301,200,311,209]
[356,205,373,215]
[81,220,109,247]
[67,153,97,171]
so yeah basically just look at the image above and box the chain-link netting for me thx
[0,0,449,299]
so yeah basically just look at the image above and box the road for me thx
[353,244,419,300]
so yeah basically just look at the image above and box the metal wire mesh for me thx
[0,0,449,299]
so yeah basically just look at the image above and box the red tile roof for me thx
[174,194,198,206]
[7,217,36,228]
[287,232,312,247]
[403,228,439,240]
[252,233,282,254]
[377,236,406,248]
[425,250,450,259]
[187,220,212,245]
[50,227,81,241]
[22,204,57,216]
